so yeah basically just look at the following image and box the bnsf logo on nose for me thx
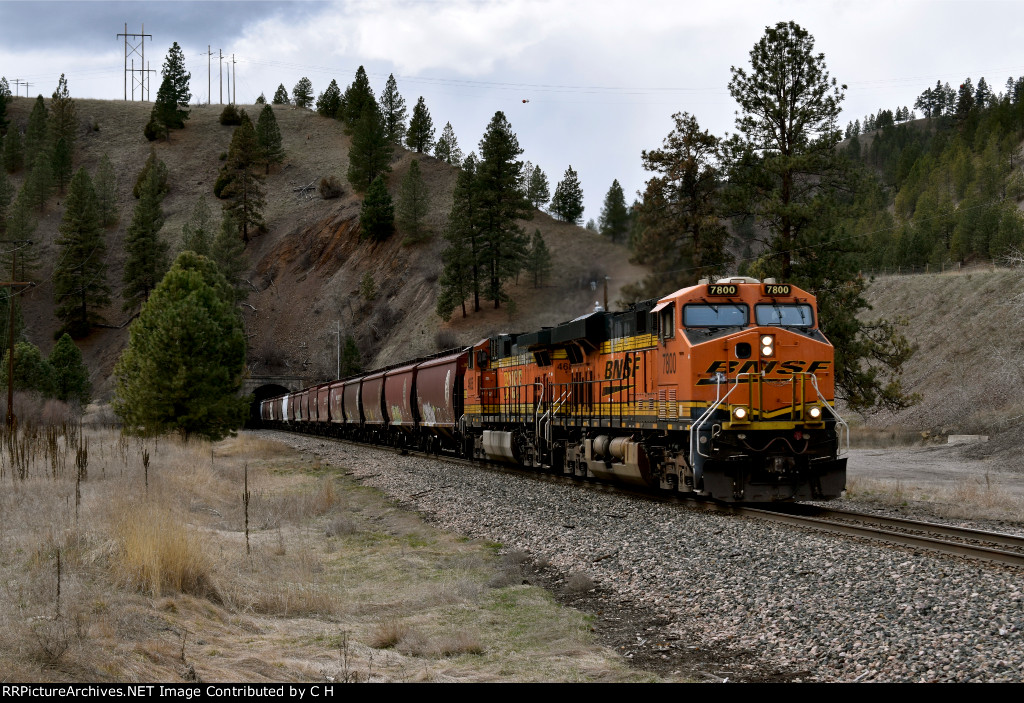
[704,360,832,375]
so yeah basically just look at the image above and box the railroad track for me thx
[265,429,1024,569]
[716,503,1024,568]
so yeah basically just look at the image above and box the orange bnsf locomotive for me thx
[261,277,847,502]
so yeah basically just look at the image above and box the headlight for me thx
[733,406,749,422]
[808,406,822,419]
[761,335,774,357]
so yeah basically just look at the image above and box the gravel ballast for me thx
[264,431,1024,683]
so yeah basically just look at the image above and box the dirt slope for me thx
[2,96,648,395]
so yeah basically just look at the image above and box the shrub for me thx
[219,104,242,126]
[319,175,342,199]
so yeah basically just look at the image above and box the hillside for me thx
[859,265,1024,466]
[2,96,648,396]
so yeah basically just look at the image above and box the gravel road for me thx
[261,431,1024,683]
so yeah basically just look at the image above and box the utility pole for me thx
[205,45,212,105]
[232,53,236,105]
[2,241,34,430]
[117,23,153,101]
[335,320,340,378]
[21,82,32,98]
[219,49,223,104]
[10,79,21,96]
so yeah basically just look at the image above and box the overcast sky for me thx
[3,0,1024,221]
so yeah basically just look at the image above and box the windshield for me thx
[755,303,815,328]
[683,304,748,328]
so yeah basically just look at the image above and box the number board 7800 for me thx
[706,284,738,296]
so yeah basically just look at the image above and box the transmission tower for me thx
[118,23,154,101]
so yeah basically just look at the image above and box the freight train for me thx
[259,277,848,502]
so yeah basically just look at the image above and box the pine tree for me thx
[598,179,629,243]
[625,112,729,300]
[49,333,90,406]
[24,96,48,170]
[0,165,11,236]
[211,212,247,300]
[23,151,53,212]
[477,112,531,308]
[359,174,394,241]
[54,168,110,337]
[727,20,914,413]
[49,74,76,189]
[405,97,435,154]
[316,79,342,118]
[0,76,9,135]
[437,153,483,317]
[255,104,285,174]
[255,92,266,105]
[122,163,170,312]
[113,251,249,440]
[2,192,38,281]
[94,153,118,227]
[293,77,314,108]
[0,342,55,398]
[182,196,214,257]
[346,102,392,192]
[4,128,24,173]
[525,228,552,287]
[397,159,429,243]
[133,149,169,199]
[340,335,361,377]
[221,114,265,243]
[526,165,550,210]
[272,84,290,105]
[0,288,25,363]
[342,66,375,131]
[378,73,407,145]
[550,165,584,224]
[434,121,463,165]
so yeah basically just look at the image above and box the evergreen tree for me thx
[340,335,361,377]
[405,97,435,154]
[293,77,314,108]
[0,76,9,135]
[341,66,375,131]
[211,212,247,300]
[0,165,11,235]
[272,84,290,105]
[94,153,118,227]
[147,76,176,140]
[54,168,109,337]
[23,151,53,212]
[346,102,392,192]
[727,20,914,413]
[585,218,597,232]
[525,228,552,287]
[437,153,483,317]
[598,179,629,243]
[0,342,55,398]
[526,165,550,210]
[316,79,342,118]
[397,159,429,243]
[113,251,249,440]
[623,112,730,301]
[24,96,48,171]
[221,114,265,242]
[378,73,407,145]
[182,196,214,257]
[434,121,463,165]
[255,92,266,105]
[3,128,24,173]
[0,288,25,363]
[162,42,192,109]
[2,192,38,281]
[49,74,76,189]
[255,104,285,174]
[550,165,584,224]
[476,112,531,308]
[49,333,90,406]
[122,163,170,312]
[133,149,169,199]
[359,175,395,241]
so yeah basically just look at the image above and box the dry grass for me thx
[0,425,650,682]
[844,474,1024,521]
